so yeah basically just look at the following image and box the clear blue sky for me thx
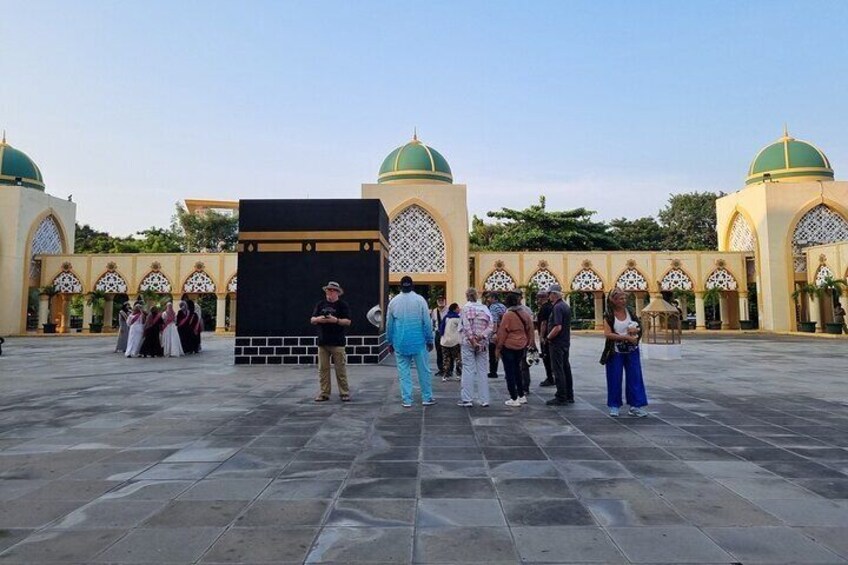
[3,0,847,235]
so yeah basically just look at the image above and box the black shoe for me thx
[435,371,445,377]
[539,380,555,387]
[567,398,575,404]
[546,398,568,406]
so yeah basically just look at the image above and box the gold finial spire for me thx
[1,130,5,145]
[782,123,792,140]
[413,127,418,142]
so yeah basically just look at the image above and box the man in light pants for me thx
[457,288,493,407]
[386,276,436,408]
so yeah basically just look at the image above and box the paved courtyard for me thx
[0,333,846,564]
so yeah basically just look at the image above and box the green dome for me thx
[378,134,453,184]
[746,129,833,185]
[0,137,45,190]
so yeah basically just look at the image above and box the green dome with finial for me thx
[746,127,833,185]
[378,132,453,184]
[0,134,45,190]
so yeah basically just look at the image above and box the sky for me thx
[2,0,848,236]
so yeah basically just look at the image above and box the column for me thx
[694,292,706,330]
[38,294,49,327]
[634,295,645,316]
[229,295,237,330]
[808,295,820,332]
[215,294,227,333]
[61,298,71,333]
[82,300,93,332]
[593,292,604,330]
[103,297,114,330]
[738,292,750,323]
[719,295,730,329]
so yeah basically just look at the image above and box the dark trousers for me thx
[502,348,524,400]
[434,333,444,373]
[520,348,531,395]
[488,342,501,377]
[540,341,553,382]
[550,341,574,401]
[605,349,648,408]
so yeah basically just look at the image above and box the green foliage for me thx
[702,286,722,321]
[174,203,239,252]
[75,223,185,253]
[469,215,506,251]
[86,290,107,320]
[608,217,667,251]
[481,196,617,251]
[791,282,825,303]
[657,191,723,250]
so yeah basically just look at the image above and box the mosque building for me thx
[1,129,847,346]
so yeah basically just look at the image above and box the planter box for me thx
[42,323,57,334]
[825,323,844,335]
[706,321,722,330]
[798,322,817,333]
[89,324,103,334]
[739,320,757,330]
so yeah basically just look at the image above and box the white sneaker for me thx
[505,399,522,407]
[629,406,648,418]
[479,402,489,407]
[457,400,473,407]
[422,399,437,406]
[609,406,620,417]
[402,402,412,408]
[518,396,528,405]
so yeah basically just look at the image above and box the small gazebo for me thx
[640,296,682,360]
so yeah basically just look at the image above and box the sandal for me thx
[314,395,330,402]
[340,394,351,402]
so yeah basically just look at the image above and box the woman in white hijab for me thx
[161,302,184,357]
[125,304,145,358]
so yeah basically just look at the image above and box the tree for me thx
[174,203,239,252]
[479,196,618,251]
[75,223,185,253]
[657,191,723,250]
[608,217,667,250]
[134,227,185,253]
[469,215,506,251]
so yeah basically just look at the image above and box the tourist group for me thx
[116,298,204,358]
[311,277,650,417]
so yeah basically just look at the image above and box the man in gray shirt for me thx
[545,285,574,406]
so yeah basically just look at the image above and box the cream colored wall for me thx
[38,253,238,299]
[0,186,76,335]
[473,251,746,293]
[717,180,848,331]
[361,183,469,304]
[807,242,848,283]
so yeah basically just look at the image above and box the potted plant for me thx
[818,277,847,335]
[791,283,823,333]
[703,287,722,330]
[86,290,107,333]
[39,285,59,333]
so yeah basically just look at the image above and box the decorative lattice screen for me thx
[615,268,648,291]
[183,271,216,293]
[95,271,128,293]
[52,271,83,294]
[30,216,64,279]
[389,205,447,273]
[728,214,756,252]
[528,269,559,292]
[815,265,834,287]
[139,272,172,293]
[660,268,693,291]
[571,269,603,291]
[227,275,238,293]
[705,268,738,291]
[484,269,516,291]
[792,205,848,273]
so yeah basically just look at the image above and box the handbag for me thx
[599,339,614,365]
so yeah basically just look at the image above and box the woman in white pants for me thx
[457,288,493,407]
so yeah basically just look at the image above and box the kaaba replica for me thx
[234,199,389,365]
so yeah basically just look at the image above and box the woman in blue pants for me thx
[601,288,648,417]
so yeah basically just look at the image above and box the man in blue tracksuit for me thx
[386,276,436,408]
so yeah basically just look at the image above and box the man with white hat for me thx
[310,281,352,402]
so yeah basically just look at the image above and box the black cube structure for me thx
[234,199,389,365]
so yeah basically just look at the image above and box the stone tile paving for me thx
[0,332,846,563]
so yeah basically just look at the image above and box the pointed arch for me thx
[27,211,68,281]
[815,264,835,287]
[660,267,694,291]
[183,270,217,294]
[705,267,739,291]
[571,269,604,292]
[226,272,237,293]
[94,270,129,294]
[51,270,83,294]
[388,201,448,274]
[615,267,649,291]
[483,267,517,292]
[138,270,173,293]
[789,201,848,273]
[527,268,560,292]
[727,212,757,252]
